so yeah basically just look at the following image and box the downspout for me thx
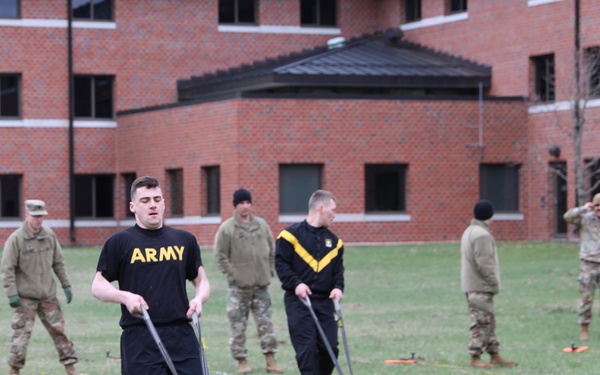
[67,0,76,242]
[573,0,583,206]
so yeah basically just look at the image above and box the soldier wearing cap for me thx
[564,192,600,341]
[460,200,517,369]
[0,200,79,375]
[214,188,283,374]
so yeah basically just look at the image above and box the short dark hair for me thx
[308,190,336,212]
[130,176,161,200]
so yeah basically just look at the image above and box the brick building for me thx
[0,0,598,246]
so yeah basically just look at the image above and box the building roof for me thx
[177,32,492,101]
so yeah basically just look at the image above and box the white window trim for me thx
[218,24,340,35]
[0,19,115,29]
[400,12,468,31]
[528,0,562,7]
[0,119,117,128]
[493,213,524,221]
[528,98,600,114]
[278,213,411,223]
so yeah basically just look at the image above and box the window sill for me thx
[400,12,468,31]
[0,18,116,29]
[493,213,524,221]
[529,98,600,114]
[278,213,411,223]
[528,0,562,7]
[218,24,340,35]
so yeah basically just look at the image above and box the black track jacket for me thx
[275,220,344,296]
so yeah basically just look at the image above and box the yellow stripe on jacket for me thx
[278,230,343,272]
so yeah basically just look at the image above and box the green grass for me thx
[0,241,594,374]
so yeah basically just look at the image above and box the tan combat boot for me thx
[9,367,19,375]
[265,353,284,373]
[237,358,252,374]
[469,354,492,369]
[489,353,518,367]
[65,364,80,375]
[580,323,590,341]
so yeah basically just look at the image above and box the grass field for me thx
[0,241,595,375]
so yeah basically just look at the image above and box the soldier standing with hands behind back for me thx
[214,188,284,374]
[461,199,517,369]
[1,200,79,375]
[564,192,600,341]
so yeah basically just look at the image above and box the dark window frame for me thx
[448,0,467,14]
[279,164,323,214]
[0,74,20,118]
[203,166,221,216]
[0,0,19,19]
[72,0,114,21]
[122,173,136,218]
[75,174,115,218]
[300,0,337,27]
[586,158,600,200]
[480,164,520,212]
[73,75,114,119]
[167,169,184,217]
[218,0,257,25]
[405,0,422,23]
[0,174,21,218]
[365,164,407,213]
[585,46,600,98]
[532,54,555,103]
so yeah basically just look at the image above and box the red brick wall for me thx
[3,0,599,247]
[111,97,529,246]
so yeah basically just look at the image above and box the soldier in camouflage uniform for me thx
[214,189,284,374]
[563,193,600,341]
[0,200,79,375]
[461,200,517,369]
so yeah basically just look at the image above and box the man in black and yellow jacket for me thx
[275,190,345,375]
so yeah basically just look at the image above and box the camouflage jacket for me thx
[1,222,70,299]
[564,206,600,262]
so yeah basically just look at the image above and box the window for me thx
[74,75,114,119]
[301,0,336,27]
[122,173,136,218]
[75,174,114,218]
[532,54,555,102]
[405,0,421,22]
[365,164,407,212]
[203,166,220,215]
[0,0,18,18]
[0,174,21,218]
[167,169,184,216]
[585,47,600,98]
[448,0,467,13]
[587,158,600,200]
[219,0,256,24]
[72,0,113,20]
[279,164,322,214]
[480,164,520,212]
[0,75,20,117]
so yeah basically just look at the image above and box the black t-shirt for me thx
[97,224,203,327]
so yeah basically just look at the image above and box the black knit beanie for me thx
[233,188,252,207]
[474,199,494,220]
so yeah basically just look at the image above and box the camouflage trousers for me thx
[466,292,500,356]
[578,260,600,324]
[8,296,77,369]
[227,284,278,360]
